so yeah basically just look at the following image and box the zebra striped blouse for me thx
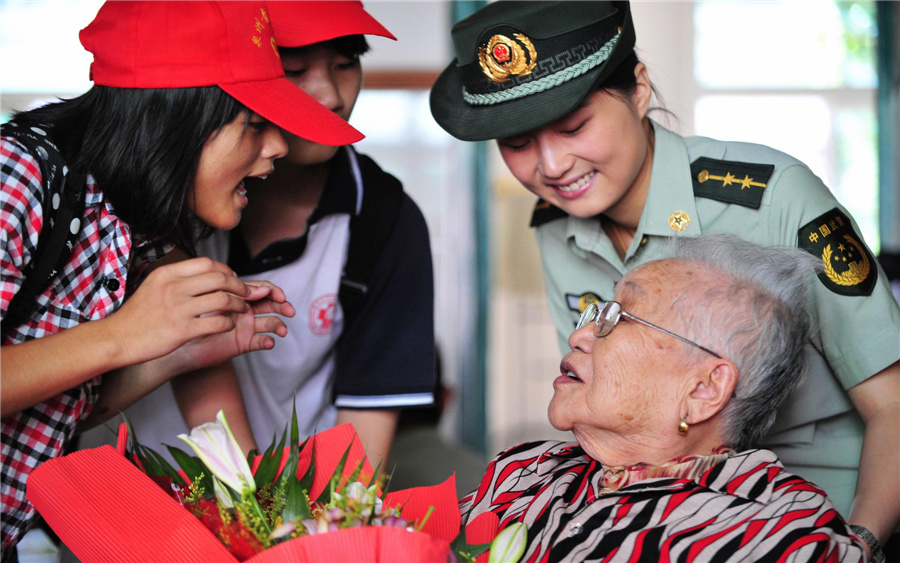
[460,441,865,562]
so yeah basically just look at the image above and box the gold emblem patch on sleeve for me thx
[798,208,876,296]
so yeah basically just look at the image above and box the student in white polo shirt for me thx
[114,1,436,470]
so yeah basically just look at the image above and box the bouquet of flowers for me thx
[26,411,526,562]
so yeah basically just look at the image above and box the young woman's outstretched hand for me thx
[110,257,295,370]
[0,256,294,418]
[82,258,295,427]
[170,278,296,373]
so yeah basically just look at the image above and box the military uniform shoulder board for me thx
[799,208,876,296]
[690,157,774,209]
[530,199,568,227]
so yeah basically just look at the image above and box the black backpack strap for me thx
[338,150,404,329]
[2,123,87,334]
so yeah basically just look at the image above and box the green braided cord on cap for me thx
[463,33,620,107]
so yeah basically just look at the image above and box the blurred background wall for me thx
[2,0,897,460]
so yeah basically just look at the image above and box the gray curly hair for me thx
[662,233,822,450]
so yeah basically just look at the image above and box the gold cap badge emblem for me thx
[478,33,537,84]
[668,211,690,232]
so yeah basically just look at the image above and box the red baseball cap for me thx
[269,1,395,48]
[79,1,363,146]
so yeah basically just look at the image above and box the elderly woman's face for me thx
[548,262,697,440]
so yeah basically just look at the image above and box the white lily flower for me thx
[178,410,255,494]
[213,478,234,508]
[489,522,527,563]
[335,481,382,514]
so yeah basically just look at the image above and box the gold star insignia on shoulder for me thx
[691,157,774,209]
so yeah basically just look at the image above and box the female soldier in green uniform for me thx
[430,2,899,561]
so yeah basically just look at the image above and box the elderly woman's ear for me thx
[682,360,739,428]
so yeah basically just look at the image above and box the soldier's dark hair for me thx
[278,34,371,61]
[593,50,671,121]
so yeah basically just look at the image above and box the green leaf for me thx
[346,457,367,487]
[289,400,300,446]
[367,462,384,489]
[282,476,312,522]
[123,415,158,474]
[144,447,186,486]
[255,431,287,488]
[135,448,166,478]
[315,441,353,504]
[275,400,314,523]
[297,440,316,493]
[450,527,492,562]
[168,446,214,494]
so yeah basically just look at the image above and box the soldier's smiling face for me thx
[496,64,654,223]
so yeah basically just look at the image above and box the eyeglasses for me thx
[576,301,722,359]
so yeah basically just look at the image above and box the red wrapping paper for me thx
[246,526,449,562]
[26,445,234,562]
[465,512,501,563]
[26,424,484,562]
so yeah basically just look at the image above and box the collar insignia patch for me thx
[690,157,774,209]
[478,33,538,84]
[668,211,690,232]
[530,199,568,228]
[798,208,875,296]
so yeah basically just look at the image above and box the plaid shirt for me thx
[1,135,170,556]
[461,441,866,563]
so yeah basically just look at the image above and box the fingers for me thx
[254,314,289,338]
[188,291,251,318]
[244,316,291,352]
[244,281,295,318]
[245,281,288,304]
[152,257,250,297]
[178,269,250,300]
[160,256,240,280]
[192,314,238,337]
[246,334,276,352]
[247,298,295,318]
[191,312,287,340]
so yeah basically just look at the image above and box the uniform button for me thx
[104,277,121,292]
[640,237,648,245]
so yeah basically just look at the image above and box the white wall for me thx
[360,0,455,71]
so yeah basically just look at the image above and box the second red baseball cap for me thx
[79,1,363,146]
[269,1,395,48]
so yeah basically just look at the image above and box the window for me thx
[693,0,879,250]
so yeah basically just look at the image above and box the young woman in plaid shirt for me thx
[0,2,363,558]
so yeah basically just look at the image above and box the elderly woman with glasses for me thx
[461,234,869,563]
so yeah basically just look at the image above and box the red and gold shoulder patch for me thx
[691,157,774,209]
[798,208,876,296]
